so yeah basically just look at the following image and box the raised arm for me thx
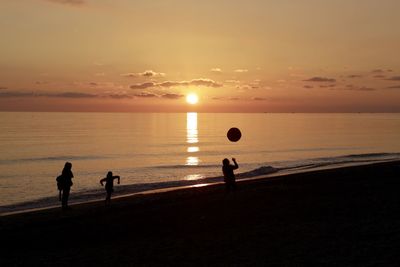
[232,158,239,169]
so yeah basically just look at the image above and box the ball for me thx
[227,127,242,142]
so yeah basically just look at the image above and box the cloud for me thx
[303,85,313,89]
[0,86,7,90]
[161,93,184,99]
[0,91,97,98]
[141,70,166,77]
[35,81,48,85]
[46,0,85,5]
[130,79,222,89]
[53,92,97,98]
[371,69,384,73]
[387,85,400,89]
[130,82,156,90]
[304,77,336,82]
[0,91,34,97]
[347,75,362,78]
[121,70,165,78]
[252,97,266,101]
[225,80,240,84]
[210,68,222,73]
[373,75,386,78]
[187,79,222,88]
[234,69,248,73]
[319,84,336,88]
[386,76,400,81]
[121,73,138,78]
[236,84,252,91]
[344,87,375,91]
[134,92,158,98]
[107,94,133,99]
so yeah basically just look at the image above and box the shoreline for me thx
[1,159,398,217]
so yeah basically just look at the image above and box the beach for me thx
[1,161,400,266]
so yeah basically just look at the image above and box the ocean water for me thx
[1,112,400,213]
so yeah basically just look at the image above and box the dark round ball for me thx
[227,127,242,142]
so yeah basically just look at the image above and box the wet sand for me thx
[1,161,400,266]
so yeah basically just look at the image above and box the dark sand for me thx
[2,161,400,266]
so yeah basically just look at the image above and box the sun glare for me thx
[186,94,199,105]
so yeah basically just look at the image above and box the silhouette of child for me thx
[57,162,74,210]
[222,158,239,191]
[100,171,120,205]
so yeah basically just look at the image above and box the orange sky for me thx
[1,0,400,112]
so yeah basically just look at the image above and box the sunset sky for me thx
[1,0,400,112]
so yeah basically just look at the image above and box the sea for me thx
[1,112,400,214]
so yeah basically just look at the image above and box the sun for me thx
[186,93,199,105]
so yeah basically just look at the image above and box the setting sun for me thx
[186,94,199,105]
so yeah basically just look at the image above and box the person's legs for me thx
[62,187,70,209]
[105,191,111,205]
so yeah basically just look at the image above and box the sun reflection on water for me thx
[186,156,199,166]
[185,113,204,179]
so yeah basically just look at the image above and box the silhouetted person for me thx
[222,158,238,191]
[56,162,74,210]
[100,171,120,205]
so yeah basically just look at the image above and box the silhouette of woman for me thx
[100,171,120,205]
[222,158,239,191]
[59,162,73,210]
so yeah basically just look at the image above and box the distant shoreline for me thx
[1,111,400,114]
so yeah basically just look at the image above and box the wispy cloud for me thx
[371,69,385,73]
[387,85,400,89]
[347,75,362,78]
[161,93,184,99]
[46,0,85,6]
[234,69,248,73]
[304,85,313,89]
[130,79,222,89]
[373,75,386,78]
[130,82,156,90]
[55,92,97,98]
[0,91,34,97]
[319,84,336,88]
[386,76,400,81]
[0,86,7,90]
[0,90,144,99]
[225,80,240,84]
[304,77,336,82]
[133,92,158,98]
[0,91,96,98]
[210,68,222,73]
[107,94,133,99]
[252,97,267,101]
[121,70,165,78]
[343,86,375,91]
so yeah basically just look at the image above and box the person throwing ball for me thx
[100,171,120,205]
[222,158,239,191]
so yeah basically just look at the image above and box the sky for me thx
[1,0,400,112]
